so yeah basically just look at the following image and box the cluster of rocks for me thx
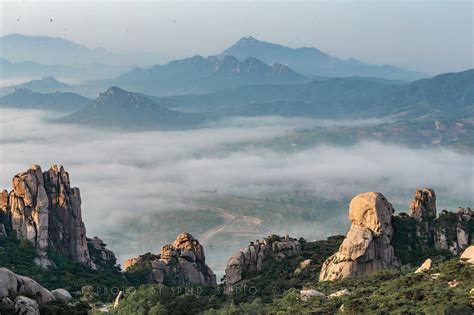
[410,188,472,255]
[0,165,116,269]
[125,233,216,287]
[319,192,400,282]
[319,188,473,282]
[0,267,71,314]
[225,235,301,290]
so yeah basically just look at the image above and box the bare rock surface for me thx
[51,288,72,302]
[410,188,437,221]
[319,192,399,282]
[300,289,325,301]
[126,233,216,287]
[415,258,432,273]
[0,267,55,305]
[0,165,116,268]
[460,246,474,265]
[15,296,40,315]
[225,235,301,289]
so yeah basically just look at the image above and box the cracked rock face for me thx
[410,188,436,221]
[319,192,399,282]
[150,233,216,286]
[1,165,115,268]
[225,235,301,290]
[127,233,216,287]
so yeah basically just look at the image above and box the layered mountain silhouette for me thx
[0,77,72,96]
[0,34,169,66]
[0,57,133,81]
[61,87,200,129]
[0,88,91,112]
[104,55,308,96]
[220,36,426,81]
[157,69,474,120]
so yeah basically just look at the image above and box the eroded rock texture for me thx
[408,188,472,256]
[319,192,400,282]
[125,233,216,287]
[225,235,301,290]
[0,267,55,305]
[0,165,115,268]
[410,188,436,221]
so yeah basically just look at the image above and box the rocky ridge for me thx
[225,235,302,290]
[0,165,116,269]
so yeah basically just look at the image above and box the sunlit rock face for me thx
[8,165,51,266]
[1,165,115,268]
[319,192,399,282]
[225,235,301,291]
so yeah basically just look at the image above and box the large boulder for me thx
[0,268,55,305]
[319,192,399,282]
[460,246,474,265]
[225,235,301,290]
[14,296,39,315]
[51,289,72,302]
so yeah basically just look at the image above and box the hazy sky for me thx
[1,1,473,74]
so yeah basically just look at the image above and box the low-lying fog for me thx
[0,108,472,265]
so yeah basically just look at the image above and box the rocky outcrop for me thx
[0,190,8,211]
[415,258,432,273]
[0,165,116,269]
[88,236,117,266]
[300,289,325,301]
[408,189,472,256]
[125,233,216,287]
[319,192,400,282]
[225,235,301,290]
[410,188,436,221]
[8,165,51,259]
[0,268,55,306]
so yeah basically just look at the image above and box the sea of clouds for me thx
[0,108,473,262]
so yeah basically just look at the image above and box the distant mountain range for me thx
[0,77,72,96]
[0,88,91,112]
[0,34,169,66]
[220,36,427,81]
[0,57,133,81]
[61,87,200,130]
[153,69,474,121]
[101,55,308,96]
[3,69,471,130]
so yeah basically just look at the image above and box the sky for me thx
[0,1,472,75]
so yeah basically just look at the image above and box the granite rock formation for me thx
[319,192,400,282]
[410,188,437,221]
[0,267,55,306]
[125,233,216,287]
[408,188,472,256]
[225,235,301,290]
[0,165,115,268]
[460,245,474,264]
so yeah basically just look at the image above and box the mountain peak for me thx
[97,86,129,101]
